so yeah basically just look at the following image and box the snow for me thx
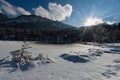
[0,41,120,80]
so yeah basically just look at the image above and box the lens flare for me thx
[83,17,103,26]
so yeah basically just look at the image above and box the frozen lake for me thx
[0,41,120,80]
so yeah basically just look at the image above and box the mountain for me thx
[0,13,120,43]
[0,14,79,43]
[78,23,120,43]
[0,15,75,31]
[0,13,9,21]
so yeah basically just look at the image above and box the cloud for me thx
[16,7,31,15]
[0,0,31,16]
[32,6,50,19]
[84,17,104,26]
[106,21,115,25]
[32,3,73,21]
[83,17,115,26]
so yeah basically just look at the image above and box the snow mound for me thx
[60,48,104,63]
[60,54,89,63]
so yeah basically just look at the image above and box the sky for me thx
[1,0,120,27]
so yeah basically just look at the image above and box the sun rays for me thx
[83,17,103,26]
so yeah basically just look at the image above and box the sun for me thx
[83,17,104,26]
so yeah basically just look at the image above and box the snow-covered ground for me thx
[0,41,120,80]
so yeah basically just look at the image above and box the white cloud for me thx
[33,6,50,19]
[84,17,104,26]
[83,17,115,26]
[16,7,31,15]
[106,21,115,25]
[0,0,31,16]
[32,3,73,21]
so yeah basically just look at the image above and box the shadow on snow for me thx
[0,58,35,72]
[60,54,89,63]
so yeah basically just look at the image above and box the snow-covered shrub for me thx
[38,53,44,60]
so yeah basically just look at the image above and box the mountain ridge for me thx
[0,13,76,31]
[0,13,120,43]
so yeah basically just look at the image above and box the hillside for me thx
[0,13,9,21]
[78,23,120,43]
[0,13,120,43]
[0,14,79,43]
[0,15,75,31]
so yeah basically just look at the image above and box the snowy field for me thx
[0,41,120,80]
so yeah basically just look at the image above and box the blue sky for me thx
[1,0,120,27]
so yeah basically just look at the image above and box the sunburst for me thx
[83,17,103,26]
